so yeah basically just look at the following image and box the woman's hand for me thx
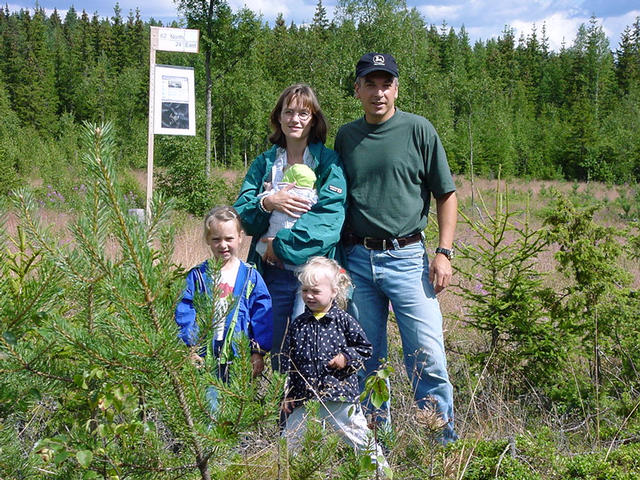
[261,238,283,268]
[263,184,312,218]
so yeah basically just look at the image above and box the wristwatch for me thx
[435,247,454,260]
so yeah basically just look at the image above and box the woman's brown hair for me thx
[268,84,328,147]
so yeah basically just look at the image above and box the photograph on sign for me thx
[154,65,195,136]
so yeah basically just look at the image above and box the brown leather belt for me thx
[343,231,423,250]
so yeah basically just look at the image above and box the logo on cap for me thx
[355,52,399,78]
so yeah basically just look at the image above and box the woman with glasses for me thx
[234,84,346,372]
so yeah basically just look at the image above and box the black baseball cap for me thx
[355,52,399,78]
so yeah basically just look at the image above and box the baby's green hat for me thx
[282,164,316,188]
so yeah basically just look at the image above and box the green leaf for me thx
[372,377,389,399]
[95,423,109,438]
[52,434,69,444]
[53,450,72,465]
[360,455,374,470]
[73,373,89,389]
[115,423,129,435]
[76,450,93,468]
[377,366,394,380]
[371,391,384,409]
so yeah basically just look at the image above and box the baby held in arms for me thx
[256,163,318,257]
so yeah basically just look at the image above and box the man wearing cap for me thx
[335,52,458,443]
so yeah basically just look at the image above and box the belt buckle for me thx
[363,237,389,250]
[363,237,381,250]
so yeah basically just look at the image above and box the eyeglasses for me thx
[282,109,312,121]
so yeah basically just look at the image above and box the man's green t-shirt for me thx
[335,109,456,239]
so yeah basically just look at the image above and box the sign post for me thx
[146,27,199,219]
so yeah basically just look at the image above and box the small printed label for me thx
[328,185,343,194]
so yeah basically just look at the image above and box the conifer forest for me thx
[0,0,639,191]
[1,1,640,478]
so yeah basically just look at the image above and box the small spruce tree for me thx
[0,123,283,479]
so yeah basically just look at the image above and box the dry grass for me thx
[172,213,253,268]
[6,173,637,334]
[5,205,251,269]
[5,209,74,241]
[171,215,211,268]
[456,176,624,203]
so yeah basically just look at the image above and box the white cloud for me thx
[413,1,636,50]
[228,0,316,23]
[509,9,640,51]
[511,12,585,50]
[601,9,640,48]
[116,0,177,19]
[417,4,464,22]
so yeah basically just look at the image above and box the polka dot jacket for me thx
[282,303,372,408]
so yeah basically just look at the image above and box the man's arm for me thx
[429,191,457,293]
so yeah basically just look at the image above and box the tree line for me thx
[1,0,639,198]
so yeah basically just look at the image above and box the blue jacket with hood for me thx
[175,260,273,357]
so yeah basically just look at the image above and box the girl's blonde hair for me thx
[297,257,352,309]
[203,206,243,240]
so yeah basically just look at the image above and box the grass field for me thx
[3,172,640,478]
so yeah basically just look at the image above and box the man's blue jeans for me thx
[346,241,457,443]
[261,264,305,373]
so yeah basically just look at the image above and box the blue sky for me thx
[8,0,640,51]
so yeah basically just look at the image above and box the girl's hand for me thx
[189,351,204,368]
[251,353,264,378]
[263,184,312,218]
[261,238,283,268]
[328,352,348,370]
[281,398,295,414]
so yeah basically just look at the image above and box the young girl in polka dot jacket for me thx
[281,257,388,470]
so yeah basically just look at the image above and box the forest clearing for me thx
[2,0,640,477]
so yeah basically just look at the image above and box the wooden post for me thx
[146,27,159,221]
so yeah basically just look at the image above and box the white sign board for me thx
[154,27,199,53]
[153,65,196,136]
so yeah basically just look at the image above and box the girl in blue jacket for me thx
[175,206,273,411]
